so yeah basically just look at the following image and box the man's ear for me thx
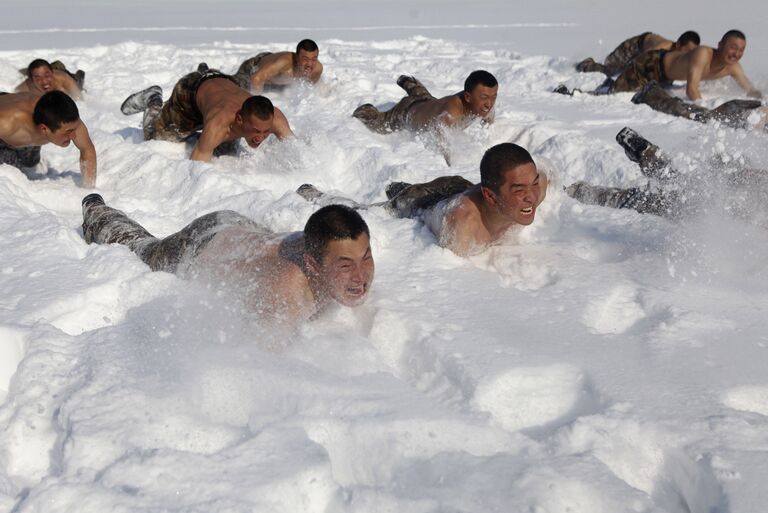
[481,185,497,206]
[38,124,51,137]
[235,111,243,124]
[304,253,321,275]
[463,91,471,103]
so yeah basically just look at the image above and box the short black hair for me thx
[241,95,274,121]
[304,204,370,261]
[27,58,52,77]
[297,39,319,54]
[676,31,700,47]
[721,29,746,43]
[464,70,498,93]
[480,143,534,193]
[32,91,79,130]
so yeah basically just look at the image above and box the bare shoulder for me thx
[261,52,294,70]
[443,192,482,235]
[691,46,714,62]
[14,80,31,93]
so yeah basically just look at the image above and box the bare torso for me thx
[429,170,548,256]
[407,94,492,131]
[191,78,293,160]
[191,225,316,325]
[0,93,49,146]
[664,47,731,81]
[14,70,80,99]
[249,52,323,91]
[195,78,252,140]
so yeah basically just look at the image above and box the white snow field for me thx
[1,1,768,512]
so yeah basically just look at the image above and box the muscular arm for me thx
[272,107,295,140]
[191,116,229,162]
[57,73,81,100]
[433,99,465,165]
[730,63,763,98]
[437,201,485,257]
[249,57,291,94]
[686,49,709,100]
[72,123,97,188]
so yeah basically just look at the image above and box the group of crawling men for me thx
[0,32,764,327]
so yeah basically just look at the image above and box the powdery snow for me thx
[1,2,768,512]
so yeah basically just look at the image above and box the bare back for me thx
[642,33,674,53]
[249,51,323,91]
[428,187,495,256]
[406,94,471,131]
[196,78,251,130]
[255,52,298,85]
[191,78,292,160]
[0,93,47,146]
[191,225,315,324]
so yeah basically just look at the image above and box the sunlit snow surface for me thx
[1,2,768,512]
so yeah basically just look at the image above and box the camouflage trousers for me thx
[386,175,473,218]
[0,140,41,169]
[353,76,436,133]
[145,70,238,143]
[82,199,262,274]
[612,49,668,93]
[0,92,41,169]
[632,83,762,129]
[233,52,271,89]
[577,32,650,75]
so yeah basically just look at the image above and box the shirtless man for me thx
[353,70,497,133]
[81,195,374,328]
[0,90,97,187]
[608,29,762,98]
[299,143,547,257]
[353,71,498,164]
[15,59,84,99]
[121,66,293,161]
[576,30,700,76]
[233,39,323,93]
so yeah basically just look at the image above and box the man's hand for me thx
[73,123,97,188]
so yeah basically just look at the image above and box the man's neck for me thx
[475,192,516,242]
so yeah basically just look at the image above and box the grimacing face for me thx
[719,36,746,65]
[295,49,319,78]
[464,84,498,120]
[43,120,81,147]
[239,113,274,148]
[31,65,55,93]
[487,162,542,225]
[317,234,374,307]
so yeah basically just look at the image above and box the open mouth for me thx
[520,206,534,216]
[346,284,367,298]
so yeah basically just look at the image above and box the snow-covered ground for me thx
[1,2,768,512]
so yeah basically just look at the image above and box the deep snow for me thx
[1,2,768,512]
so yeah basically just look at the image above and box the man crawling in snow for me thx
[352,70,498,165]
[299,143,548,257]
[82,196,374,328]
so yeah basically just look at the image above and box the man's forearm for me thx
[79,154,97,188]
